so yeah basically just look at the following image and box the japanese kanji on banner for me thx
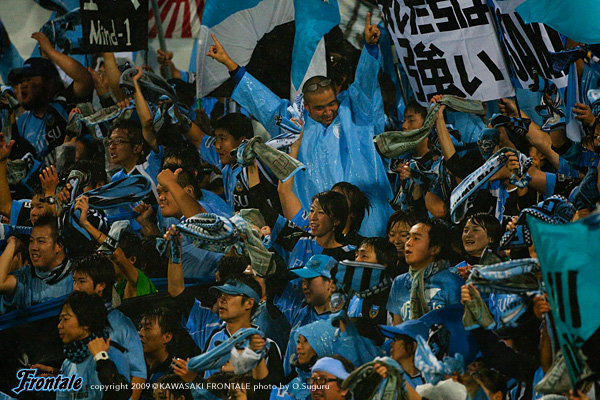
[378,0,515,104]
[489,0,567,90]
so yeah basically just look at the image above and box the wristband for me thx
[93,351,109,363]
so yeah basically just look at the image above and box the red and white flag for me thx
[148,0,204,39]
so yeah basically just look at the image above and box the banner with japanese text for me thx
[488,0,567,90]
[378,0,515,104]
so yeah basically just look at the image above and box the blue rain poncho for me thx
[232,46,394,237]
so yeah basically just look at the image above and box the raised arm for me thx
[157,168,205,218]
[431,95,456,160]
[164,226,185,297]
[32,32,93,99]
[0,133,15,218]
[0,237,19,295]
[277,121,303,219]
[74,196,140,293]
[208,34,291,135]
[156,49,182,80]
[101,52,127,101]
[130,68,158,152]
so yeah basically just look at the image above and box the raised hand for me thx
[364,12,380,45]
[0,132,15,162]
[206,34,238,71]
[31,32,54,56]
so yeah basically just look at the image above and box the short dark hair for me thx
[405,99,427,120]
[311,191,349,244]
[474,368,507,398]
[359,237,398,268]
[386,210,417,236]
[163,142,202,174]
[419,218,452,261]
[331,182,372,233]
[33,214,61,244]
[31,185,46,199]
[157,374,192,400]
[213,113,254,141]
[464,212,503,253]
[393,334,417,355]
[140,307,179,336]
[111,119,143,145]
[217,255,251,282]
[174,168,202,201]
[119,231,142,267]
[227,273,262,316]
[72,254,115,301]
[72,160,107,188]
[62,291,111,337]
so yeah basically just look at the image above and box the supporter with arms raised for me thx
[204,13,393,237]
[14,32,93,166]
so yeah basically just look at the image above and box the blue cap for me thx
[311,357,350,380]
[291,255,337,279]
[380,320,429,341]
[209,279,260,303]
[13,58,60,82]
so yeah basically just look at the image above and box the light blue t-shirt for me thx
[108,308,146,379]
[386,267,464,321]
[57,346,130,399]
[6,264,73,310]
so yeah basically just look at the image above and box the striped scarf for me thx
[233,136,305,182]
[177,211,276,276]
[467,258,540,294]
[374,95,485,158]
[500,195,574,249]
[450,147,531,223]
[187,328,268,373]
[409,260,450,320]
[342,357,407,400]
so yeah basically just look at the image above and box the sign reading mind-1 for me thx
[80,0,148,52]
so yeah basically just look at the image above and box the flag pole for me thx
[150,0,172,80]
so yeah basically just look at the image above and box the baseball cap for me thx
[13,58,60,82]
[380,320,429,341]
[209,279,260,303]
[291,255,337,279]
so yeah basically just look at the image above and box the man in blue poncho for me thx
[206,13,393,237]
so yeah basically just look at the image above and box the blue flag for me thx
[0,18,24,83]
[516,0,600,45]
[202,0,262,28]
[291,0,340,90]
[528,213,600,385]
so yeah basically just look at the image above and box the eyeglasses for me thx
[306,376,339,386]
[303,78,332,94]
[105,138,132,146]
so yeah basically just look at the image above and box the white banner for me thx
[489,0,567,90]
[378,0,515,105]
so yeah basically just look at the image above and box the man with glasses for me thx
[206,13,394,237]
[308,356,355,400]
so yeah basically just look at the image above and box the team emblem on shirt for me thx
[369,305,380,319]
